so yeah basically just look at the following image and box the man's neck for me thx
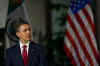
[20,40,29,45]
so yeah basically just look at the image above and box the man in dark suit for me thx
[5,18,47,66]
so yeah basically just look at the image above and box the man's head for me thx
[12,18,31,43]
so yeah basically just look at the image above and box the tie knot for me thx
[23,45,27,48]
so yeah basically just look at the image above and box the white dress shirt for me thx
[19,41,30,55]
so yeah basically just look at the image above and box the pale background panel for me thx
[0,0,8,28]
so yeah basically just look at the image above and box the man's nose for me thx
[27,30,31,34]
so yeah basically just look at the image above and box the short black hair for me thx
[6,17,29,42]
[11,17,29,33]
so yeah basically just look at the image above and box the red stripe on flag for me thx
[75,13,98,64]
[65,30,85,65]
[82,5,95,37]
[64,0,99,65]
[82,7,99,63]
[64,44,77,66]
[67,14,93,65]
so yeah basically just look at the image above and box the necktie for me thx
[22,45,28,66]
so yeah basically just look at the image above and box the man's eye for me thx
[24,29,27,32]
[28,28,31,31]
[23,29,31,32]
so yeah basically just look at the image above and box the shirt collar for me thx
[19,41,30,49]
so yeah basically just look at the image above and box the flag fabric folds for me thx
[8,0,29,21]
[64,0,99,66]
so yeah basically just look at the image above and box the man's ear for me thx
[16,32,19,37]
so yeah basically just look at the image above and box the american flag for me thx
[64,0,99,66]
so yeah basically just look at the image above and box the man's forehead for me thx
[19,24,30,30]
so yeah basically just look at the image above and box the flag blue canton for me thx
[70,0,88,13]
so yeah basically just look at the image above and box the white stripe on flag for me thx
[78,8,98,65]
[64,37,80,66]
[85,5,94,24]
[66,22,90,65]
[78,9,98,53]
[65,0,99,66]
[68,9,95,65]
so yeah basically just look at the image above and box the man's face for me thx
[16,24,31,42]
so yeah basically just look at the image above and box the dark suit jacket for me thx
[5,41,47,66]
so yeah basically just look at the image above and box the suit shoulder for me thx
[30,42,45,50]
[6,44,18,52]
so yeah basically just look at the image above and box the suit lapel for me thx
[27,42,39,66]
[15,44,24,66]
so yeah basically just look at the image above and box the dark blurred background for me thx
[0,0,96,66]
